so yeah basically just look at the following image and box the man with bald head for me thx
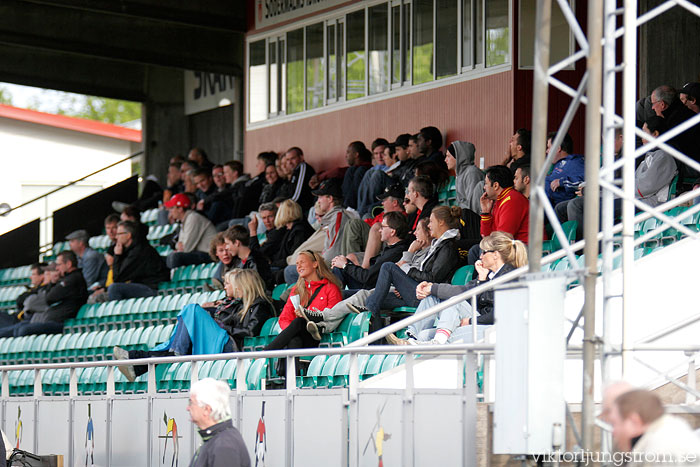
[650,85,700,177]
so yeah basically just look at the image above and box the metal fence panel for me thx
[111,398,148,467]
[357,391,403,467]
[36,399,70,460]
[73,399,109,467]
[5,399,35,454]
[152,396,194,467]
[414,392,464,467]
[292,390,345,466]
[239,392,286,467]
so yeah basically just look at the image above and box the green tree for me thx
[0,86,13,105]
[56,95,141,124]
[28,91,141,125]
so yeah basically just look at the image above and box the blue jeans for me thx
[0,321,64,337]
[108,282,157,301]
[366,262,420,333]
[166,251,211,269]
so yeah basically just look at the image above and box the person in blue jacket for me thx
[544,132,585,207]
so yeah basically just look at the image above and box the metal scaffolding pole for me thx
[528,0,552,271]
[600,0,618,384]
[582,0,603,451]
[621,0,638,378]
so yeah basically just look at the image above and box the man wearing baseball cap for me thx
[282,178,353,284]
[164,193,217,269]
[680,82,700,114]
[66,229,108,289]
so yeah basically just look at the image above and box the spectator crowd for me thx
[1,82,698,386]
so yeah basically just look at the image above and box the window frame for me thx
[517,0,575,71]
[246,0,512,127]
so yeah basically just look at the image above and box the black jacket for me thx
[190,419,250,467]
[270,219,314,268]
[407,197,439,233]
[278,162,316,210]
[431,262,516,325]
[213,297,274,350]
[406,231,460,284]
[43,269,88,323]
[342,163,371,210]
[231,249,273,288]
[198,185,233,226]
[660,98,700,176]
[237,172,266,216]
[249,228,285,265]
[113,240,170,290]
[259,178,285,205]
[343,238,410,287]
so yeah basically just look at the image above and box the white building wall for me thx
[0,117,135,244]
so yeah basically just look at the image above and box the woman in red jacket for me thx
[265,250,342,354]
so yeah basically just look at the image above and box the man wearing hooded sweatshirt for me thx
[446,141,484,214]
[282,179,355,284]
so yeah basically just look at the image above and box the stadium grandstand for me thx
[0,0,698,466]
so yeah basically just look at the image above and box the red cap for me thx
[164,193,191,209]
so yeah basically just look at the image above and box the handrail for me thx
[2,150,143,217]
[0,342,496,373]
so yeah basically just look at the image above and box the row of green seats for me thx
[0,266,31,287]
[297,353,406,389]
[0,286,27,311]
[140,208,159,226]
[542,220,578,256]
[7,350,407,396]
[8,356,264,396]
[158,263,218,294]
[242,312,370,353]
[0,323,175,366]
[437,177,457,207]
[65,290,225,333]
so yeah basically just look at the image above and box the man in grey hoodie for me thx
[446,141,484,214]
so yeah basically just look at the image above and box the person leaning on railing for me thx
[386,231,527,346]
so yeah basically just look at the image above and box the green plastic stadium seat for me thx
[297,355,328,388]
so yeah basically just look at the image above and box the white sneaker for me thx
[113,346,136,382]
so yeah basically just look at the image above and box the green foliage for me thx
[346,51,366,100]
[287,59,304,114]
[486,27,510,68]
[0,87,12,105]
[306,57,325,110]
[412,43,434,85]
[28,92,141,125]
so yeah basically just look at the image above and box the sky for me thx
[0,82,72,112]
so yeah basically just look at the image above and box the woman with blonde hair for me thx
[269,200,314,270]
[114,269,274,381]
[387,231,527,345]
[265,251,342,355]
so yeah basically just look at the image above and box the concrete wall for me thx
[0,117,132,241]
[143,66,241,183]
